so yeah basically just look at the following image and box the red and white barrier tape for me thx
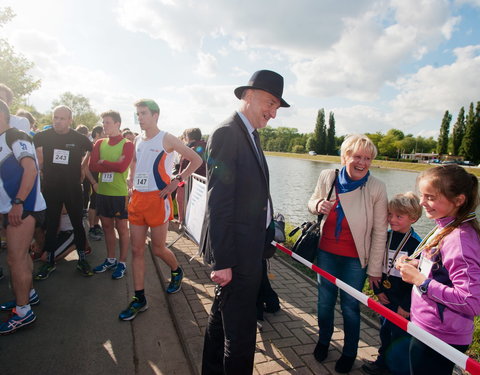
[272,241,480,375]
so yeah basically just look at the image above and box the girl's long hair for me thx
[418,164,480,254]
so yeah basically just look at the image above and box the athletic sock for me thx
[134,289,145,303]
[15,304,31,317]
[107,258,116,264]
[29,289,36,298]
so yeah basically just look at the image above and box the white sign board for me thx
[184,175,207,245]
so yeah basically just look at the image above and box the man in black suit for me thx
[200,70,289,374]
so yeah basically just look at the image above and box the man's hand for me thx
[159,179,179,199]
[210,268,232,287]
[8,204,23,227]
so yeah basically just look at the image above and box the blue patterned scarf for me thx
[335,166,370,239]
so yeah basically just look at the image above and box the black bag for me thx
[263,213,287,258]
[289,169,338,263]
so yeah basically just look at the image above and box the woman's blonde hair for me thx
[340,134,377,164]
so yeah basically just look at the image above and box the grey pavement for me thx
[0,232,191,375]
[159,226,381,375]
[0,225,381,374]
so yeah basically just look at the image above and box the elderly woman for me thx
[308,134,388,373]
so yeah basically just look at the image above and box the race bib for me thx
[53,149,69,165]
[135,173,149,188]
[102,172,114,183]
[383,249,407,278]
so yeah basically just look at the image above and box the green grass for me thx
[265,151,480,177]
[278,221,480,361]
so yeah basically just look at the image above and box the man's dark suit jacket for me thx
[200,112,270,274]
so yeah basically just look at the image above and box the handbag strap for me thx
[317,168,339,223]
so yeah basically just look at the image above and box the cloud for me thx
[195,51,218,78]
[116,0,371,54]
[455,0,480,7]
[293,0,458,101]
[389,44,480,130]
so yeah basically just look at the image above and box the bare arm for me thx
[35,146,43,171]
[159,133,202,198]
[127,142,137,192]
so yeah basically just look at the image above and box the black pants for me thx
[43,185,86,263]
[409,336,469,375]
[82,179,91,210]
[202,268,261,375]
[256,259,279,320]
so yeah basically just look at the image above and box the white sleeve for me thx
[12,138,36,161]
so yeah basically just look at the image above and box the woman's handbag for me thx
[289,169,338,262]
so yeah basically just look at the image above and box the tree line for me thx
[437,102,480,163]
[259,108,438,160]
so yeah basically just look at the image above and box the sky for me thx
[2,0,480,137]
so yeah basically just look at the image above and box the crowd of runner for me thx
[0,83,203,333]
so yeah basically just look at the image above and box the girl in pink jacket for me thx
[397,164,480,375]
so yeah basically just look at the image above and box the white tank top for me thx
[133,131,174,192]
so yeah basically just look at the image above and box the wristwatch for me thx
[12,197,24,205]
[418,278,432,294]
[172,175,183,183]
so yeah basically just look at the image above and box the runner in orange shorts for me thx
[118,99,202,321]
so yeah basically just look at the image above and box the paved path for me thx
[159,226,381,375]
[0,233,191,375]
[0,225,381,374]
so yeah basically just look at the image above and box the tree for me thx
[52,92,99,129]
[0,7,41,105]
[460,102,480,163]
[437,110,451,155]
[312,109,326,154]
[460,103,475,161]
[451,107,465,156]
[475,101,480,163]
[378,129,405,158]
[291,145,305,153]
[326,112,336,155]
[365,132,383,153]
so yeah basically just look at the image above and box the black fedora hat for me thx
[234,70,290,108]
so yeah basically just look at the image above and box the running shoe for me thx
[94,225,104,236]
[112,263,126,280]
[166,266,183,294]
[34,263,56,280]
[77,259,94,277]
[0,291,40,311]
[93,259,117,273]
[0,309,36,335]
[88,227,101,241]
[119,297,148,321]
